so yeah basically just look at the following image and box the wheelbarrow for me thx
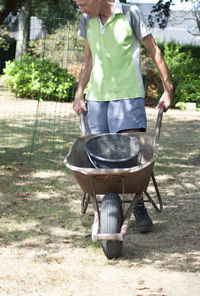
[64,107,164,259]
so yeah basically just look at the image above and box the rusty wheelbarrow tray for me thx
[64,108,164,259]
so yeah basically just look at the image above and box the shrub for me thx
[145,42,200,108]
[162,43,200,107]
[3,54,77,101]
[0,26,14,51]
[0,26,16,74]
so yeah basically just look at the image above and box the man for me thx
[73,0,173,232]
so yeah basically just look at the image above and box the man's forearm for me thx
[73,39,92,113]
[142,34,173,109]
[152,47,173,95]
[152,47,173,109]
[75,39,92,97]
[75,58,92,96]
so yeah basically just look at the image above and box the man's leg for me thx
[133,200,152,232]
[84,100,109,134]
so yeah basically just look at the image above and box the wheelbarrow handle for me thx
[78,109,87,136]
[155,106,165,145]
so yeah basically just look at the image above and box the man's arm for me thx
[141,34,173,111]
[73,39,92,113]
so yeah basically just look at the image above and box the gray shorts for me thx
[84,98,147,134]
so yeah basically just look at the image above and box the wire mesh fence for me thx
[0,6,156,171]
[0,9,84,170]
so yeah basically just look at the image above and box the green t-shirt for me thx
[78,0,151,101]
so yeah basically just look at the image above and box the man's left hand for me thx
[156,91,173,112]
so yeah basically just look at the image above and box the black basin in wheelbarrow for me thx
[84,133,141,169]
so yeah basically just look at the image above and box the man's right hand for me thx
[73,96,87,114]
[73,40,92,115]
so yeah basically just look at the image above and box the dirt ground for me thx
[0,104,200,296]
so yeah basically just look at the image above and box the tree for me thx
[163,0,200,35]
[0,0,77,26]
[15,0,31,60]
[31,0,78,33]
[1,0,78,59]
[0,0,25,25]
[148,0,173,29]
[148,0,198,32]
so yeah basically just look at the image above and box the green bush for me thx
[3,54,77,101]
[162,43,200,107]
[147,42,200,108]
[156,42,200,59]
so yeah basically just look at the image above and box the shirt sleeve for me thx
[78,14,90,39]
[130,6,151,40]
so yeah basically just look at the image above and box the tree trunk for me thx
[15,0,31,61]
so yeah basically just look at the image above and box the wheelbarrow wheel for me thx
[100,193,123,259]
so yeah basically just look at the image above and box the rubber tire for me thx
[100,193,123,259]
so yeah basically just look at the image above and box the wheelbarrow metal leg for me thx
[91,182,101,242]
[81,193,91,214]
[91,211,100,242]
[121,192,143,237]
[144,171,163,213]
[91,192,143,241]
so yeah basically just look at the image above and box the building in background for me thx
[129,1,200,45]
[30,17,46,41]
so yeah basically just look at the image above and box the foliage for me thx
[157,42,200,59]
[0,0,24,25]
[163,42,200,106]
[148,0,198,30]
[27,21,84,82]
[0,24,16,74]
[0,25,15,50]
[175,102,200,111]
[31,0,78,33]
[0,0,78,26]
[3,54,77,101]
[29,21,84,60]
[149,42,200,107]
[148,0,173,29]
[175,102,187,110]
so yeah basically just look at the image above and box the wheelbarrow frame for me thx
[64,107,164,244]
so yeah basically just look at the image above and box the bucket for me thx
[84,133,140,169]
